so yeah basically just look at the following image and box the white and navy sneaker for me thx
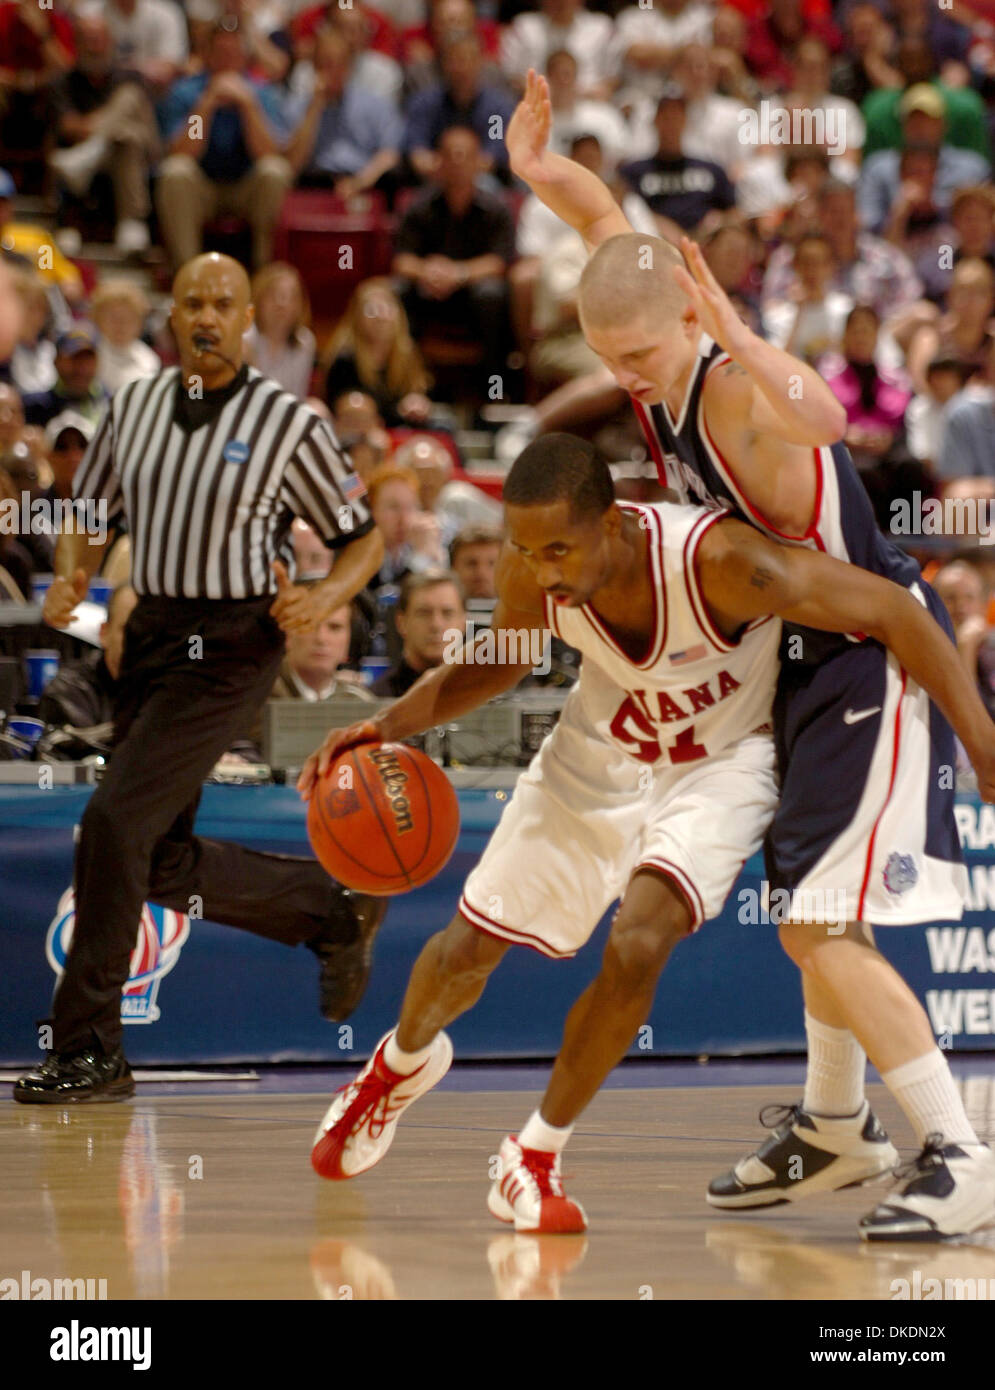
[860,1136,995,1242]
[707,1100,898,1209]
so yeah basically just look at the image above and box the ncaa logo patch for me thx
[46,887,190,1024]
[223,440,250,464]
[883,852,918,897]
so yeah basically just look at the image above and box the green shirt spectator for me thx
[862,81,991,162]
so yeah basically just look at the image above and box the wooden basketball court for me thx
[3,1067,994,1301]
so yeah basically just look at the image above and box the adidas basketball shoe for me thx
[487,1134,588,1233]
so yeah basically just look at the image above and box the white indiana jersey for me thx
[543,502,781,767]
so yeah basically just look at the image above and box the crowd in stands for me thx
[0,0,994,756]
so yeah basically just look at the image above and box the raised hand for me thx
[297,719,383,799]
[507,69,553,183]
[672,235,752,358]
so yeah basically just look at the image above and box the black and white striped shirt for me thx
[73,365,373,599]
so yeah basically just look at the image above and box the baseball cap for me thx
[45,409,95,451]
[0,168,15,200]
[55,324,98,356]
[899,83,946,121]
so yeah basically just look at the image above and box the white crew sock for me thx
[518,1109,573,1154]
[881,1049,979,1148]
[802,1012,867,1117]
[383,1030,435,1076]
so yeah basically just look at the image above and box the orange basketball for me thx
[307,743,460,895]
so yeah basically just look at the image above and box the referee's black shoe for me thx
[13,1046,135,1105]
[308,891,388,1022]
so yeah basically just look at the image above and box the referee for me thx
[15,253,386,1105]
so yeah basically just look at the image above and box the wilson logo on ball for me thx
[368,747,414,834]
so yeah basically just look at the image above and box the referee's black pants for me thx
[52,595,353,1056]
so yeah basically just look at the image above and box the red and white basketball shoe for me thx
[311,1029,453,1180]
[487,1135,588,1233]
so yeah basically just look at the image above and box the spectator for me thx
[0,169,84,308]
[47,11,160,257]
[664,42,753,180]
[830,3,902,110]
[291,519,332,578]
[861,40,991,162]
[618,85,736,238]
[784,36,864,183]
[331,388,386,439]
[243,263,315,401]
[393,432,502,546]
[294,2,403,105]
[324,278,432,426]
[44,410,94,505]
[762,231,853,367]
[906,258,995,395]
[610,0,713,106]
[501,0,616,101]
[393,125,514,376]
[0,459,35,598]
[858,87,990,235]
[933,560,995,721]
[0,382,26,451]
[283,27,402,197]
[702,219,764,335]
[530,227,602,386]
[889,0,973,72]
[710,4,762,106]
[404,31,516,181]
[0,0,75,154]
[185,0,290,86]
[950,185,995,274]
[37,583,139,730]
[450,522,502,600]
[744,0,842,93]
[90,280,160,394]
[400,0,503,95]
[155,23,293,270]
[290,0,397,66]
[936,336,995,485]
[8,269,56,396]
[543,48,627,172]
[22,325,107,429]
[905,354,974,474]
[97,0,189,94]
[370,567,465,696]
[368,463,445,585]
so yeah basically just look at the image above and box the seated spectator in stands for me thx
[48,11,160,257]
[186,0,290,86]
[450,523,502,601]
[284,27,401,198]
[45,409,93,501]
[331,388,385,440]
[22,326,107,429]
[291,0,397,67]
[0,169,84,308]
[291,518,332,578]
[8,269,56,397]
[243,263,315,401]
[610,0,712,107]
[933,560,995,720]
[401,0,503,95]
[37,583,138,730]
[369,462,446,585]
[664,42,753,180]
[91,280,160,395]
[370,568,465,696]
[936,336,995,485]
[99,0,189,94]
[861,39,991,163]
[831,3,901,110]
[530,227,602,388]
[949,185,995,276]
[702,219,764,335]
[890,0,974,73]
[0,0,74,155]
[710,4,762,106]
[858,92,991,237]
[906,355,975,475]
[543,48,627,172]
[824,304,921,527]
[906,258,995,395]
[618,85,736,240]
[762,231,852,367]
[155,23,293,271]
[762,178,925,337]
[324,279,433,426]
[501,0,616,101]
[393,126,514,374]
[0,383,26,452]
[744,0,841,92]
[783,36,864,184]
[404,32,515,182]
[0,459,34,599]
[393,433,502,548]
[288,2,401,105]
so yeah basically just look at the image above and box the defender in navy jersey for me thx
[507,70,995,1240]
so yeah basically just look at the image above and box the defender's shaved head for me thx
[579,234,688,329]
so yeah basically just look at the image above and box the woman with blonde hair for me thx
[90,279,160,393]
[244,263,316,400]
[324,278,434,426]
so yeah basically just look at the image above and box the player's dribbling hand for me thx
[43,569,88,628]
[297,719,383,800]
[507,69,553,183]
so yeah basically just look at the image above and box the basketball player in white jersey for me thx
[298,437,995,1236]
[505,73,995,1242]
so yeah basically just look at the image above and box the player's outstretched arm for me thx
[697,519,995,798]
[507,70,632,251]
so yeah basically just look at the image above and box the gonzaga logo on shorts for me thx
[884,852,918,897]
[46,888,190,1023]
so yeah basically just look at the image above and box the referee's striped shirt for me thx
[73,365,374,599]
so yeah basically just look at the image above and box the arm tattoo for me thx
[723,362,749,378]
[750,565,776,590]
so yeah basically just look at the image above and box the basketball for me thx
[307,743,460,895]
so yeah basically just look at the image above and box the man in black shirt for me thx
[618,84,736,237]
[393,125,514,374]
[372,569,465,697]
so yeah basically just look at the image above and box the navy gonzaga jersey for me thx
[632,334,921,663]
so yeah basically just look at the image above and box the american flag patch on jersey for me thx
[668,645,707,666]
[341,472,367,502]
